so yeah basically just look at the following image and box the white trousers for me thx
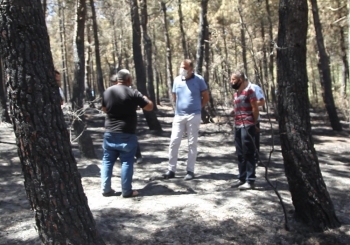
[168,114,201,173]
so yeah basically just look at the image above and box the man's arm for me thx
[257,98,265,107]
[251,100,259,124]
[172,93,176,103]
[201,90,209,108]
[141,96,154,111]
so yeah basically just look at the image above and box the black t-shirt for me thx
[102,84,148,134]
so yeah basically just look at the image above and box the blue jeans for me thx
[101,132,137,196]
[234,125,256,183]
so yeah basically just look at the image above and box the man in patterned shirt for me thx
[230,71,259,190]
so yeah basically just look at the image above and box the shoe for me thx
[231,179,245,188]
[239,182,255,190]
[102,189,116,197]
[122,190,139,198]
[136,157,143,164]
[163,170,175,179]
[184,171,194,180]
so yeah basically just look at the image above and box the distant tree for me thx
[161,1,175,108]
[178,0,189,59]
[71,0,96,158]
[277,0,341,231]
[310,0,342,131]
[0,1,104,243]
[140,0,157,110]
[89,0,105,99]
[195,0,212,123]
[130,0,162,131]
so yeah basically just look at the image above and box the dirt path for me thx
[0,105,349,245]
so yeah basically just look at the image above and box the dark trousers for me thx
[235,125,256,183]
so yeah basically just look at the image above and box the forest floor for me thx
[0,103,350,245]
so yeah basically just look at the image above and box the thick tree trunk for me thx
[310,0,342,131]
[0,59,10,123]
[140,0,157,110]
[0,1,104,243]
[178,0,188,59]
[130,0,162,131]
[161,1,175,107]
[72,0,96,158]
[90,0,105,99]
[277,0,341,231]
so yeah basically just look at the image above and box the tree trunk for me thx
[0,1,105,243]
[0,59,11,123]
[72,0,96,158]
[238,0,248,73]
[140,0,157,110]
[58,0,71,102]
[195,0,211,123]
[90,0,105,99]
[265,0,277,116]
[277,0,341,231]
[161,1,175,108]
[310,0,342,131]
[130,0,162,131]
[178,0,188,59]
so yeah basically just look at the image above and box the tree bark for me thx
[0,1,104,243]
[310,0,342,131]
[277,0,341,231]
[72,0,97,158]
[90,0,105,99]
[140,0,157,110]
[161,1,175,107]
[130,0,162,131]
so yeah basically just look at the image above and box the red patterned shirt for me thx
[233,82,257,128]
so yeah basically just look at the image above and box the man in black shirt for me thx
[101,69,153,197]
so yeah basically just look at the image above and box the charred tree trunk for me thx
[0,59,10,123]
[178,0,188,59]
[277,0,341,231]
[90,0,104,99]
[130,0,162,131]
[72,0,96,158]
[140,0,157,110]
[161,1,175,108]
[0,1,104,243]
[310,0,342,131]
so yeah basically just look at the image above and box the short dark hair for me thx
[182,59,193,68]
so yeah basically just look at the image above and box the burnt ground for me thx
[0,104,349,245]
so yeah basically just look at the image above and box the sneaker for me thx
[231,179,245,188]
[238,182,255,190]
[163,170,175,179]
[136,157,143,164]
[102,189,116,197]
[184,171,194,181]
